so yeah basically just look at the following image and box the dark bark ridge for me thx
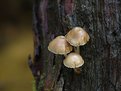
[30,0,121,91]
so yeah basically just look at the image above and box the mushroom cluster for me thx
[48,27,90,74]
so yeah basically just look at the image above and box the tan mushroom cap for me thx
[65,27,90,46]
[48,36,73,55]
[63,52,84,68]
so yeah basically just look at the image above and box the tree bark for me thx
[29,0,121,91]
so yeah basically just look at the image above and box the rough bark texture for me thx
[29,0,121,91]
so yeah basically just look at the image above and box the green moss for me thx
[37,73,46,91]
[32,80,36,91]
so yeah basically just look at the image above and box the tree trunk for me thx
[29,0,121,91]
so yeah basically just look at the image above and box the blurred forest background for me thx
[0,0,34,91]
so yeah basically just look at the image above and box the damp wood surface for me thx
[31,0,121,91]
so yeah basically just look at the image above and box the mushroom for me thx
[48,36,73,55]
[63,52,84,74]
[65,27,90,53]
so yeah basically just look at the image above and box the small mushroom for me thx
[63,52,84,73]
[48,36,73,55]
[65,27,90,53]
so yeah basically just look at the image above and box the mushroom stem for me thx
[73,62,81,74]
[77,47,80,54]
[74,47,80,54]
[73,68,81,74]
[64,54,67,57]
